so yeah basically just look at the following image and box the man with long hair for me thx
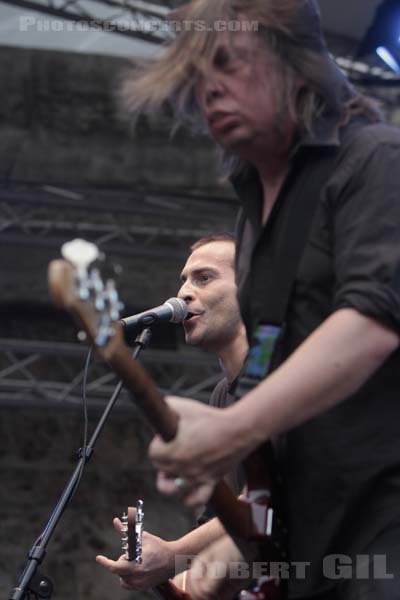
[123,2,400,599]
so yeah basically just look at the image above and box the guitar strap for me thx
[231,144,344,579]
[236,119,368,392]
[235,143,341,396]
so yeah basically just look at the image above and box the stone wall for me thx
[0,45,223,189]
[1,405,194,599]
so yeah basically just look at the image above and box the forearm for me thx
[96,518,227,588]
[172,517,226,560]
[233,308,399,447]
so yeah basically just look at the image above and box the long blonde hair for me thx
[121,0,381,167]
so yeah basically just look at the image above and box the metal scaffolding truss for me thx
[0,182,237,259]
[2,0,400,88]
[0,337,221,409]
[0,183,233,409]
[0,0,173,44]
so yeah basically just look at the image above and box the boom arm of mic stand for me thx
[8,328,153,600]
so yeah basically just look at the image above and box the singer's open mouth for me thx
[185,312,204,322]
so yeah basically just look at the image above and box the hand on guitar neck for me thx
[96,506,179,592]
[95,503,230,597]
[96,504,280,600]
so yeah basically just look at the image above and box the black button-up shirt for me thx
[233,115,400,598]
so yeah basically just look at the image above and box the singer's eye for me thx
[197,274,210,284]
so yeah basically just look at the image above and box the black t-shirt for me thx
[233,120,400,598]
[197,377,244,526]
[209,377,236,408]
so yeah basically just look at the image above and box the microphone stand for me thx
[9,328,153,600]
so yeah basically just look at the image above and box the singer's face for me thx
[194,29,287,159]
[178,241,243,353]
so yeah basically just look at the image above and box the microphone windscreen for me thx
[165,297,188,323]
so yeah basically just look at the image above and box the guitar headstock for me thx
[48,238,124,349]
[121,501,144,563]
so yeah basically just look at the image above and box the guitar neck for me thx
[100,329,179,442]
[107,336,275,541]
[109,338,261,539]
[48,258,269,541]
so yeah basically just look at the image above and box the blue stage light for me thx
[376,46,400,72]
[357,0,400,73]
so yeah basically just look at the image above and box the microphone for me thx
[121,297,188,332]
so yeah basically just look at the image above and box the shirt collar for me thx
[291,111,341,155]
[231,111,341,198]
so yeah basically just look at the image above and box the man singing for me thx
[96,234,248,593]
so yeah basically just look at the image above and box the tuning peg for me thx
[106,280,124,321]
[90,269,106,311]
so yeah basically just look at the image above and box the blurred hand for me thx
[150,396,250,506]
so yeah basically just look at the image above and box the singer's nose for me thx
[177,281,193,303]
